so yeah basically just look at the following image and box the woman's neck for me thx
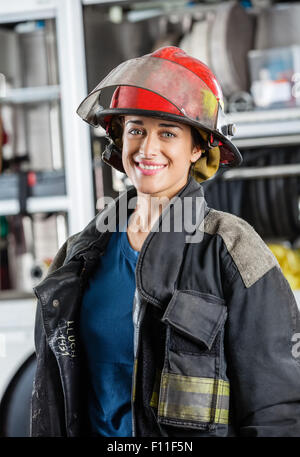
[129,191,170,233]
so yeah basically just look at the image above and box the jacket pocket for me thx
[161,289,227,351]
[154,289,229,431]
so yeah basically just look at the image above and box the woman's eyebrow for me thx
[125,120,143,126]
[125,120,183,130]
[158,123,183,130]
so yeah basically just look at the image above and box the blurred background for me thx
[0,0,300,437]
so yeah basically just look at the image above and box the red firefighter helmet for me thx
[77,46,242,178]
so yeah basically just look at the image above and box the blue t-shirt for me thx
[80,219,139,436]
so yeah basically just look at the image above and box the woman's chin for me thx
[135,183,163,196]
[128,175,161,194]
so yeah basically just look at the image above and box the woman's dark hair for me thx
[191,127,205,149]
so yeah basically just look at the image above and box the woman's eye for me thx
[129,128,143,135]
[162,131,175,138]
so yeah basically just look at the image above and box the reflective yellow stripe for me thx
[215,373,228,424]
[158,402,229,424]
[160,373,230,396]
[150,391,159,408]
[150,369,161,408]
[151,372,230,425]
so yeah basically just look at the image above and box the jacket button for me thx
[52,299,59,308]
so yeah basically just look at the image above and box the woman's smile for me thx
[134,160,168,175]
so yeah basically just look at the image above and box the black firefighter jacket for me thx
[30,175,300,437]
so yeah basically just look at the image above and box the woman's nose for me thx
[139,132,159,157]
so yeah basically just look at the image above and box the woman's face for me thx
[121,115,202,200]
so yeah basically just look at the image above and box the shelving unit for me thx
[0,0,94,234]
[0,195,69,216]
[0,0,96,400]
[0,85,60,104]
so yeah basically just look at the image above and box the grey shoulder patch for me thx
[203,209,279,288]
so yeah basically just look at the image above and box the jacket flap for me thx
[161,289,227,350]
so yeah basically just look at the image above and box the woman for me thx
[31,47,300,437]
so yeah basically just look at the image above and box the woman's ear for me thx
[191,144,202,163]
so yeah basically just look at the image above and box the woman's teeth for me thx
[138,163,165,170]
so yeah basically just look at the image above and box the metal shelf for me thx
[222,164,300,181]
[0,195,69,216]
[0,291,35,301]
[0,85,61,105]
[228,107,300,124]
[228,107,300,147]
[0,2,56,24]
[232,134,300,149]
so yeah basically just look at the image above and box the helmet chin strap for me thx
[102,142,125,173]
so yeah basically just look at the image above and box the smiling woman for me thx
[121,116,202,199]
[31,46,300,438]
